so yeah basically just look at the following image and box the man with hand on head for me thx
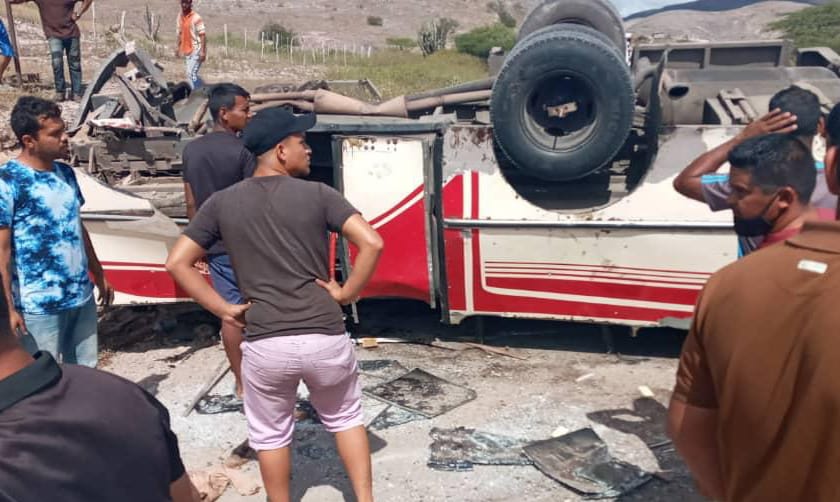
[167,107,383,502]
[668,120,840,501]
[674,86,836,256]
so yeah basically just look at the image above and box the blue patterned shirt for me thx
[0,160,92,314]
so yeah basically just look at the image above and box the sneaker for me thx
[70,94,82,103]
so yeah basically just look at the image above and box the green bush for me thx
[455,23,516,58]
[260,22,296,46]
[367,15,383,26]
[386,37,416,50]
[769,4,840,54]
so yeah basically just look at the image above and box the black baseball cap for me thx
[243,107,317,156]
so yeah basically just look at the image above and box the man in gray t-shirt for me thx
[166,107,382,502]
[673,86,836,257]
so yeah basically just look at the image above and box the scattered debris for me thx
[575,373,596,383]
[638,386,655,398]
[358,359,409,381]
[222,465,262,496]
[522,428,652,499]
[295,400,321,424]
[647,439,673,450]
[189,465,262,500]
[161,324,218,363]
[136,373,168,396]
[188,468,229,502]
[224,440,258,469]
[360,337,379,349]
[182,360,230,417]
[430,339,527,360]
[462,342,528,361]
[364,368,477,418]
[369,405,425,431]
[428,427,532,472]
[196,394,243,415]
[354,337,410,346]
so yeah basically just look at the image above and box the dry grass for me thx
[325,49,488,98]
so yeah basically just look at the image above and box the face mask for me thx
[733,192,780,237]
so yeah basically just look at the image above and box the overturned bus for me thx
[67,0,840,330]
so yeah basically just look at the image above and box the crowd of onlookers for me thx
[0,2,839,499]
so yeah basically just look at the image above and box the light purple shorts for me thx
[241,333,363,451]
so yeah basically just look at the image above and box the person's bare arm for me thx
[72,0,94,21]
[673,109,798,202]
[82,225,114,306]
[184,182,197,220]
[316,214,383,304]
[668,399,724,500]
[0,228,24,335]
[198,33,206,62]
[169,473,201,502]
[165,236,249,327]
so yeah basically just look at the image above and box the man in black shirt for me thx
[167,107,383,502]
[182,83,254,396]
[0,284,199,501]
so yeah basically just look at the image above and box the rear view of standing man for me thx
[182,83,254,396]
[11,0,93,101]
[176,0,206,89]
[167,107,383,502]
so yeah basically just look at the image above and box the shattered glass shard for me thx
[522,428,652,499]
[357,359,409,381]
[363,368,477,418]
[369,405,425,431]
[428,427,533,472]
[195,394,243,415]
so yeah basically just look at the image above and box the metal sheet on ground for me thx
[522,428,652,499]
[363,368,477,418]
[428,427,533,471]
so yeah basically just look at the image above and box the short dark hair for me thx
[10,96,62,143]
[826,102,840,148]
[208,83,250,122]
[769,86,821,138]
[728,133,816,203]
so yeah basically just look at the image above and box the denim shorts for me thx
[20,296,97,367]
[207,253,244,304]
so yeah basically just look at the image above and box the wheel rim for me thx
[521,70,599,154]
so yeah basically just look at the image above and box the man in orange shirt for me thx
[175,0,206,89]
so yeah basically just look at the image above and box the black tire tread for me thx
[491,25,634,181]
[517,0,625,52]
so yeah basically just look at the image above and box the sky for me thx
[613,0,695,16]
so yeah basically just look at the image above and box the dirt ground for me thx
[98,300,707,502]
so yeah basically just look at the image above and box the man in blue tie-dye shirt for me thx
[0,96,113,367]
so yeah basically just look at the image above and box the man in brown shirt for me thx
[11,0,93,101]
[166,107,383,502]
[668,110,840,501]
